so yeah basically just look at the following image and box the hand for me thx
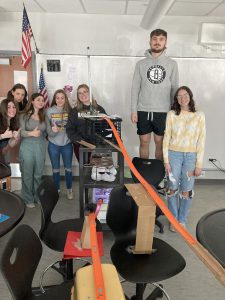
[12,129,21,140]
[2,128,13,139]
[131,112,138,123]
[164,163,171,174]
[31,126,41,137]
[51,123,59,133]
[194,167,202,177]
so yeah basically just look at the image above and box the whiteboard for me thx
[37,55,225,170]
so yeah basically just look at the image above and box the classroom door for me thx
[0,55,33,99]
[0,55,33,164]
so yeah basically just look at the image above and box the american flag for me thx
[38,68,49,108]
[21,7,33,68]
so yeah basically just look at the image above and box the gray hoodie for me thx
[46,105,71,146]
[131,50,179,113]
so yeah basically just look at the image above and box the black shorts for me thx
[137,111,167,136]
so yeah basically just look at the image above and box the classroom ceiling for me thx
[0,0,225,30]
[0,0,225,16]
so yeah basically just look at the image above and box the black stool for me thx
[106,186,186,300]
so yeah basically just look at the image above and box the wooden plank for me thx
[190,243,225,287]
[98,136,121,152]
[125,183,155,208]
[80,216,91,249]
[134,205,156,254]
[78,140,96,149]
[125,183,156,254]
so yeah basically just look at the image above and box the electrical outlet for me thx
[200,171,205,177]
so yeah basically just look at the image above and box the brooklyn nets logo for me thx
[147,65,166,84]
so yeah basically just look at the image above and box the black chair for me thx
[37,177,101,286]
[131,157,166,233]
[0,224,73,300]
[106,186,186,300]
[0,160,11,190]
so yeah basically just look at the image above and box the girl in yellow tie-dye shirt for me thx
[163,86,206,232]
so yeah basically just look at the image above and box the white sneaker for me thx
[67,189,73,200]
[169,224,176,232]
[91,166,105,181]
[107,166,117,176]
[92,166,106,173]
[179,222,186,229]
[101,172,116,182]
[26,203,35,208]
[91,172,102,181]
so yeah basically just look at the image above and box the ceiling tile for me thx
[176,0,221,2]
[209,3,225,16]
[127,0,148,15]
[36,0,84,13]
[83,0,126,14]
[0,0,43,12]
[167,2,220,16]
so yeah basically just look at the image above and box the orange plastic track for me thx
[89,212,106,300]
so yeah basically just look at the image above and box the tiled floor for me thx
[0,178,225,299]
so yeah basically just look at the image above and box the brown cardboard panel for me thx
[125,183,156,254]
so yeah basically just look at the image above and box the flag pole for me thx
[23,3,39,53]
[87,46,94,115]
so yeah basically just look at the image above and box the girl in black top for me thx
[66,84,106,161]
[0,98,20,161]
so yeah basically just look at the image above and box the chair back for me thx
[106,186,138,241]
[0,161,11,190]
[0,161,11,179]
[37,177,59,240]
[131,157,165,187]
[0,225,42,299]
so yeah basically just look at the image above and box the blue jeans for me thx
[48,141,73,190]
[167,150,196,224]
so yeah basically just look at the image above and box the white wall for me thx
[1,12,225,57]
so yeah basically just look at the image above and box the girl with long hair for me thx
[163,86,206,231]
[46,89,73,199]
[0,98,20,161]
[66,84,106,161]
[7,83,28,111]
[19,93,57,208]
